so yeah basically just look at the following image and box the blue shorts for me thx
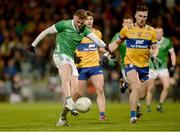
[125,64,149,81]
[78,66,103,80]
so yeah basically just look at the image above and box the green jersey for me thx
[54,20,91,59]
[111,32,126,69]
[149,37,173,69]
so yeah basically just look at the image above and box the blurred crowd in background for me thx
[0,0,180,103]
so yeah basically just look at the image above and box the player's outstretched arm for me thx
[27,25,57,53]
[86,33,106,48]
[109,38,123,53]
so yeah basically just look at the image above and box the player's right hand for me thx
[169,65,175,77]
[27,45,35,53]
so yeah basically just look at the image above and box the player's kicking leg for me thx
[57,75,79,126]
[56,64,78,126]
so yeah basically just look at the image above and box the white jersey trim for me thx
[72,20,77,31]
[157,37,164,44]
[53,25,58,33]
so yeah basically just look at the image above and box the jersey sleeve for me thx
[83,27,92,36]
[54,20,65,33]
[119,27,127,40]
[110,33,120,43]
[96,30,102,39]
[167,38,173,51]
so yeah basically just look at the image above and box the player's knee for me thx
[163,84,170,90]
[130,82,141,91]
[147,88,153,93]
[139,93,147,100]
[62,76,71,83]
[96,88,104,95]
[139,96,146,100]
[138,89,147,99]
[131,86,139,93]
[95,82,104,89]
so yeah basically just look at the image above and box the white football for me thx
[76,97,92,113]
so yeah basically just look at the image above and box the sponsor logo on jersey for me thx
[135,40,144,45]
[77,43,97,51]
[89,44,96,48]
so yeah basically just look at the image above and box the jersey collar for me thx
[134,23,146,28]
[157,36,164,44]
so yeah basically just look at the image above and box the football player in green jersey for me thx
[27,9,106,126]
[146,27,176,113]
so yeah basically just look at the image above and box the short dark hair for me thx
[155,26,163,30]
[74,9,87,19]
[86,10,93,17]
[123,15,134,21]
[136,5,148,12]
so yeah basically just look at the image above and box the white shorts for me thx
[53,54,79,76]
[149,68,169,79]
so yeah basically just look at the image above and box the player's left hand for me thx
[169,65,175,77]
[27,45,35,53]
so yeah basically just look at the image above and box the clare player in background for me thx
[75,10,107,121]
[108,5,159,123]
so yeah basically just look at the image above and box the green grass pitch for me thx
[0,101,180,131]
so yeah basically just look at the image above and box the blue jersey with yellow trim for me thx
[75,28,102,68]
[120,25,157,67]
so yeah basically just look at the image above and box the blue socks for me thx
[100,112,105,117]
[131,111,136,118]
